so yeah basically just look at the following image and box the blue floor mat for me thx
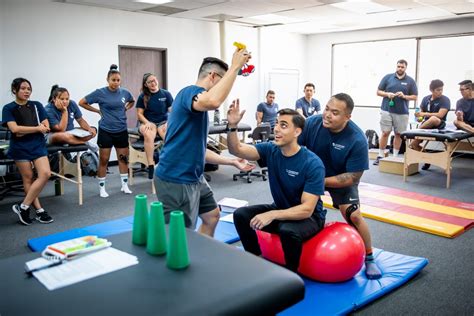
[280,248,428,315]
[28,215,239,252]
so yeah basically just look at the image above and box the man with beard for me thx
[298,93,382,279]
[374,60,418,165]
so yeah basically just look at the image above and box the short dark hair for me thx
[429,79,444,91]
[459,79,472,89]
[11,77,32,95]
[397,59,408,66]
[277,108,305,130]
[332,93,355,114]
[198,57,229,79]
[304,83,315,90]
[266,90,275,96]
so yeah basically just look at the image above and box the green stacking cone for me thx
[132,194,148,245]
[147,201,167,255]
[167,210,190,270]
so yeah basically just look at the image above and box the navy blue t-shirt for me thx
[136,89,173,124]
[45,100,82,131]
[256,143,326,221]
[256,102,279,128]
[2,101,48,160]
[295,97,320,118]
[420,95,450,121]
[298,115,369,177]
[156,85,208,184]
[378,73,418,114]
[456,98,474,125]
[84,87,134,133]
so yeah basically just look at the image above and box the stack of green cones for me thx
[147,201,167,255]
[132,194,148,245]
[167,210,190,269]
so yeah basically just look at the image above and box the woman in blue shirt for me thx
[2,78,53,225]
[136,73,173,179]
[79,65,135,198]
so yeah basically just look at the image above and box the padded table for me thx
[0,230,304,316]
[401,129,474,188]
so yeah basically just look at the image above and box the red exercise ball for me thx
[256,222,365,282]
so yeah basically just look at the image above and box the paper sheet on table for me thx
[33,247,138,291]
[219,213,234,223]
[218,197,248,213]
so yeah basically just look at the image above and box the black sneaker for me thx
[12,204,33,225]
[373,156,382,166]
[421,163,431,171]
[36,210,54,224]
[148,165,154,180]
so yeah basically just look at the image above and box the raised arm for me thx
[226,99,261,161]
[193,49,250,112]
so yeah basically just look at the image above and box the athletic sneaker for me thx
[36,210,54,224]
[12,204,33,225]
[373,156,382,166]
[421,163,431,170]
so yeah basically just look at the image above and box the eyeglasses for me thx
[460,88,471,91]
[210,72,223,79]
[146,79,158,85]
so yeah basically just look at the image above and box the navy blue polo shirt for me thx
[298,115,368,177]
[256,102,279,128]
[378,73,418,114]
[295,97,320,118]
[156,85,208,184]
[45,100,82,131]
[2,101,48,160]
[84,87,134,133]
[136,89,173,124]
[420,95,450,121]
[256,143,326,221]
[456,98,474,125]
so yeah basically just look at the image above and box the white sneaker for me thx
[121,184,132,194]
[100,187,109,198]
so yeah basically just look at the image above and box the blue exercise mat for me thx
[280,248,428,315]
[28,215,239,252]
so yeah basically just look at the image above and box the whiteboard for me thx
[418,35,474,108]
[332,39,417,107]
[267,70,300,110]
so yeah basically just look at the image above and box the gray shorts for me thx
[326,185,360,209]
[380,111,409,133]
[154,175,218,229]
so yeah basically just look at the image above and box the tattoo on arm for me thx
[335,172,362,185]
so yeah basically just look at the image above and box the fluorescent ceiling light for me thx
[331,1,394,14]
[245,14,301,24]
[134,0,173,4]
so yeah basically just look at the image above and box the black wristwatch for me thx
[226,124,238,133]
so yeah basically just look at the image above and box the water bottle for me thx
[214,109,220,125]
[415,107,423,122]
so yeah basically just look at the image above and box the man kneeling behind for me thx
[227,103,326,272]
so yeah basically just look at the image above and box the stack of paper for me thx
[33,247,138,291]
[218,197,248,213]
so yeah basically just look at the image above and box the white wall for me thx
[0,0,220,127]
[307,18,474,134]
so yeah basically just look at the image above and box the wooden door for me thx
[119,46,167,127]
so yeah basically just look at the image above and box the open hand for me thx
[232,158,255,172]
[250,212,274,230]
[227,99,245,126]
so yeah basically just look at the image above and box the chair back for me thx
[251,123,272,143]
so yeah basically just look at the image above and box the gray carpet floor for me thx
[0,153,473,315]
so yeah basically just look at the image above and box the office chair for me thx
[233,123,273,183]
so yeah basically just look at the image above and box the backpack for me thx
[365,129,379,149]
[80,151,99,177]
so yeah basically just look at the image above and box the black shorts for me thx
[326,185,360,209]
[97,128,129,149]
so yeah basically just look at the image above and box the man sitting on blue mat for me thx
[227,104,326,272]
[298,93,382,279]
